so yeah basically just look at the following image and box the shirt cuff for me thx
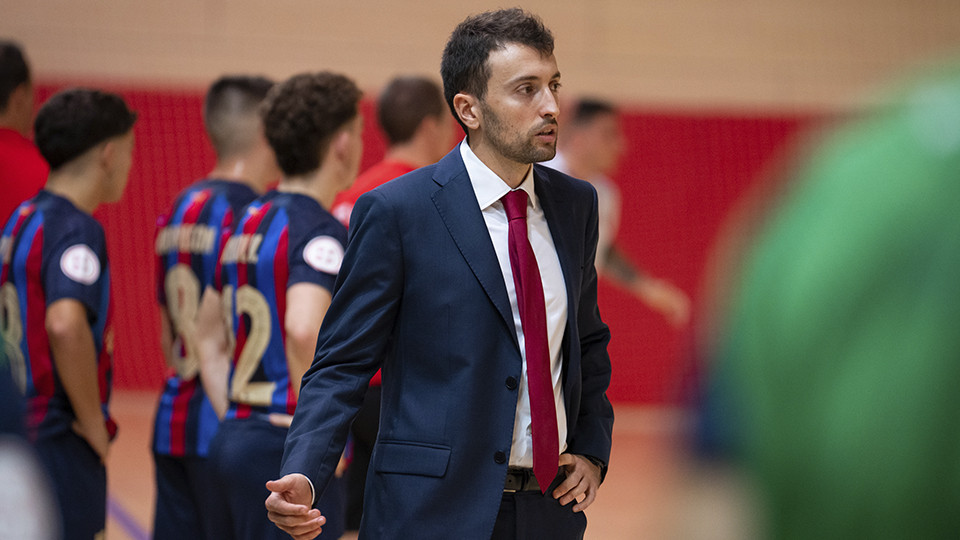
[290,473,316,506]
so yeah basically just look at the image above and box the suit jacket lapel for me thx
[535,166,582,420]
[534,167,578,330]
[431,150,517,346]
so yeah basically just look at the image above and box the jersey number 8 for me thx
[0,283,27,393]
[164,264,201,379]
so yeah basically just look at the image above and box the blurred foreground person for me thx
[704,59,960,539]
[0,350,60,539]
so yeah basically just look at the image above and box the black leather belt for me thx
[504,467,541,493]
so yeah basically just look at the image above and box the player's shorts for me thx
[153,453,227,539]
[208,416,345,540]
[33,429,106,540]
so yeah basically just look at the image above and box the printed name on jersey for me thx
[60,244,100,285]
[155,224,217,256]
[221,233,264,265]
[0,236,12,265]
[303,236,344,274]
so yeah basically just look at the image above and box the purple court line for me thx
[108,496,150,540]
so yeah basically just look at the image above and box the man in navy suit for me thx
[265,8,614,540]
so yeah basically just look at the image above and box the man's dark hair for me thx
[0,40,30,113]
[34,88,137,171]
[441,8,554,133]
[204,75,275,159]
[377,76,444,146]
[261,72,361,177]
[570,98,617,128]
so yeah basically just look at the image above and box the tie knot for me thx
[502,189,529,221]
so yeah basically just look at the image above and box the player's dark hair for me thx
[34,88,137,171]
[570,98,617,127]
[261,72,361,177]
[377,76,444,146]
[0,40,30,113]
[441,8,554,133]
[204,75,275,159]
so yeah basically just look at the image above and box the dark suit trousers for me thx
[491,474,587,540]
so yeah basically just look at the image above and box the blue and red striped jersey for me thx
[0,190,116,442]
[218,191,346,419]
[152,179,258,457]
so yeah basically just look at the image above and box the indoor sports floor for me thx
[103,391,753,540]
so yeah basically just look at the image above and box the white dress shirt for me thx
[459,139,569,468]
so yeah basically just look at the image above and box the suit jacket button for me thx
[505,376,518,390]
[494,451,507,464]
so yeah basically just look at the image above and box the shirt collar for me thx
[459,138,539,212]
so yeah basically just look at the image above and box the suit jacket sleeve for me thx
[566,186,615,475]
[279,188,402,494]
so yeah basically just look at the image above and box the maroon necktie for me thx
[501,188,559,493]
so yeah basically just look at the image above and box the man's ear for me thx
[98,139,116,171]
[331,128,351,161]
[452,93,480,131]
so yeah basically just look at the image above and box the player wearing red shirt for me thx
[330,76,453,229]
[0,41,47,223]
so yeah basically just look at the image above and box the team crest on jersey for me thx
[303,236,344,274]
[60,244,100,285]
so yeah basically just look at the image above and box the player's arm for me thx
[46,298,110,461]
[285,282,331,401]
[196,285,230,419]
[158,306,178,368]
[599,243,640,285]
[604,245,691,327]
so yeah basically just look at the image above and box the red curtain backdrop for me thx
[34,83,809,404]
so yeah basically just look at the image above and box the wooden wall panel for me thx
[3,1,959,110]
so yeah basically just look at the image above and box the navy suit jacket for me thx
[281,147,614,539]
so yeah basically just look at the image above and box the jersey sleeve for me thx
[287,218,347,293]
[43,220,109,318]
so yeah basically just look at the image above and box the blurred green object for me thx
[716,59,960,539]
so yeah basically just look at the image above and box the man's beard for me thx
[482,103,557,164]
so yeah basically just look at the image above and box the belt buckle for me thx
[504,469,523,493]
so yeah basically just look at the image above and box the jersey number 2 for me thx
[222,284,276,406]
